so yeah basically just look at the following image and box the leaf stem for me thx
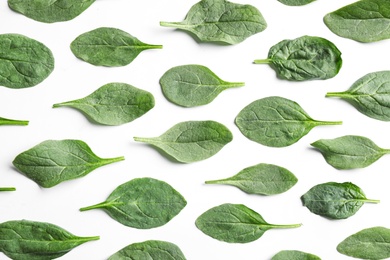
[147,44,163,49]
[313,120,343,126]
[101,156,125,165]
[266,223,302,229]
[254,59,272,64]
[134,137,152,143]
[160,21,188,29]
[78,236,100,242]
[325,92,351,98]
[205,180,222,185]
[0,187,16,192]
[224,82,245,89]
[80,201,116,212]
[364,198,380,204]
[0,119,29,126]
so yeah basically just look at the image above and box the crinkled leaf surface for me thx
[8,0,96,23]
[235,96,341,147]
[160,0,267,44]
[134,120,233,163]
[206,163,297,195]
[0,34,54,89]
[13,140,124,188]
[301,182,379,219]
[108,240,186,260]
[160,64,244,107]
[278,0,316,6]
[311,135,390,170]
[53,83,154,126]
[254,36,342,81]
[271,250,321,260]
[0,220,99,260]
[70,27,162,67]
[80,178,187,229]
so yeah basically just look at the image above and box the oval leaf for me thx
[311,135,389,170]
[53,83,154,126]
[8,0,95,23]
[0,34,54,89]
[324,0,390,43]
[272,250,321,260]
[134,120,233,163]
[326,71,390,121]
[160,64,244,107]
[12,140,124,188]
[235,96,341,147]
[301,182,379,219]
[70,27,162,67]
[254,36,342,81]
[108,240,186,260]
[337,227,390,259]
[205,163,297,195]
[277,0,316,6]
[80,178,187,229]
[0,220,99,260]
[160,0,267,45]
[195,203,301,243]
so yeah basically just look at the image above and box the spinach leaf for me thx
[160,64,244,107]
[13,140,124,188]
[53,83,154,126]
[160,0,267,45]
[337,227,390,259]
[235,96,341,147]
[277,0,316,6]
[108,240,186,260]
[0,187,15,192]
[0,117,28,126]
[0,34,54,89]
[205,163,297,195]
[324,0,390,43]
[134,120,232,163]
[70,27,162,67]
[0,219,99,260]
[8,0,95,23]
[326,71,390,121]
[311,135,390,170]
[272,250,321,260]
[195,203,301,243]
[301,182,379,219]
[80,178,186,229]
[254,36,342,81]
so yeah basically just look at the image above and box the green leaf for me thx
[80,178,186,229]
[108,240,186,260]
[0,187,15,192]
[337,226,390,259]
[160,64,244,107]
[205,163,297,195]
[70,27,162,67]
[134,120,233,163]
[301,182,379,220]
[0,34,54,89]
[254,36,342,81]
[271,250,321,260]
[53,83,154,126]
[160,0,267,45]
[277,0,316,6]
[324,0,390,43]
[0,117,28,126]
[8,0,95,23]
[13,140,124,188]
[235,96,341,147]
[326,71,390,121]
[311,135,390,170]
[0,220,99,260]
[195,203,301,243]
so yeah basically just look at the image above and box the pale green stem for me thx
[77,236,100,242]
[0,119,29,126]
[101,156,125,165]
[254,59,272,64]
[160,21,188,30]
[223,82,245,89]
[313,120,343,126]
[265,223,302,229]
[325,92,351,98]
[205,180,223,185]
[0,187,16,192]
[134,137,152,143]
[364,199,380,203]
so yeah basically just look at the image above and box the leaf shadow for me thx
[132,142,185,164]
[171,28,232,47]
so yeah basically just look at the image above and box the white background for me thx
[1,0,390,259]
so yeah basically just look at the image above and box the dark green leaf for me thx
[80,178,186,229]
[0,117,28,126]
[0,34,54,89]
[324,0,390,43]
[0,187,15,192]
[195,203,301,243]
[108,240,186,260]
[0,220,99,260]
[70,27,162,67]
[337,226,390,259]
[277,0,316,6]
[13,140,124,188]
[272,250,321,260]
[254,36,342,81]
[160,0,267,45]
[160,64,244,107]
[134,120,233,163]
[326,71,390,121]
[8,0,95,23]
[205,163,297,195]
[301,182,379,219]
[53,83,154,126]
[235,96,341,147]
[311,135,390,170]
